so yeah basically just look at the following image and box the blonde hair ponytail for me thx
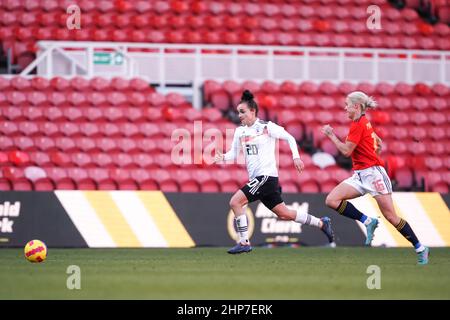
[347,91,377,112]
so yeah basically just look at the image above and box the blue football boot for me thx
[364,218,379,246]
[227,242,253,254]
[320,216,336,247]
[417,247,429,265]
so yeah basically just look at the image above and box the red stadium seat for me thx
[8,150,30,166]
[391,112,409,125]
[34,178,55,191]
[431,83,449,97]
[389,127,408,140]
[150,169,178,191]
[409,127,427,141]
[47,92,67,106]
[425,157,443,170]
[418,171,443,191]
[14,136,35,151]
[220,180,240,193]
[299,81,319,95]
[409,112,428,125]
[70,76,90,92]
[63,107,84,122]
[395,168,413,189]
[132,154,155,169]
[110,153,133,168]
[18,121,40,137]
[11,178,33,191]
[128,169,156,189]
[82,107,103,122]
[71,153,93,168]
[320,139,339,157]
[55,137,77,152]
[300,180,320,193]
[279,81,299,95]
[50,151,71,167]
[430,97,447,111]
[202,107,224,122]
[394,82,414,96]
[10,77,31,91]
[33,136,55,151]
[26,91,47,106]
[428,127,446,141]
[411,97,430,111]
[98,122,120,137]
[89,77,110,91]
[297,96,315,109]
[432,182,449,194]
[116,138,138,153]
[281,181,299,193]
[6,91,26,106]
[210,90,230,112]
[59,122,81,137]
[0,151,9,166]
[1,106,22,121]
[43,106,64,122]
[80,123,100,137]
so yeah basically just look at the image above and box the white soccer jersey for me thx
[224,119,300,180]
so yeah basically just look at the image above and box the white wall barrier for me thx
[18,41,450,109]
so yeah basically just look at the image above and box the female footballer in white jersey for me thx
[214,90,335,254]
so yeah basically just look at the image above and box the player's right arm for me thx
[321,124,357,157]
[214,128,241,163]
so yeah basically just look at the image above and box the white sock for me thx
[235,214,249,244]
[415,245,425,253]
[295,208,321,228]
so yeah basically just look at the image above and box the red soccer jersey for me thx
[346,115,384,170]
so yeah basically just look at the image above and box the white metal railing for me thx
[19,41,450,109]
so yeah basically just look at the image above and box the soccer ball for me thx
[24,240,47,263]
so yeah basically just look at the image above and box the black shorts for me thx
[241,175,284,210]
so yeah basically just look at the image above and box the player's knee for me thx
[325,195,339,209]
[229,197,242,210]
[384,212,398,225]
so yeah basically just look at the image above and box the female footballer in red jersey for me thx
[321,91,429,265]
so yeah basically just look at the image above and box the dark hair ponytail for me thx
[240,90,259,116]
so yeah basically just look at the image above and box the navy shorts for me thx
[241,175,283,210]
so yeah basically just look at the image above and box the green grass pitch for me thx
[1,247,449,299]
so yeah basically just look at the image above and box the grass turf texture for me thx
[1,247,449,299]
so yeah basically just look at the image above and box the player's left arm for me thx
[268,122,304,173]
[268,122,300,159]
[321,124,357,157]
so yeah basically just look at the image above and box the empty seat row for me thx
[0,91,192,108]
[0,106,224,125]
[205,80,449,100]
[0,76,154,92]
[0,165,347,192]
[0,1,417,20]
[3,13,448,37]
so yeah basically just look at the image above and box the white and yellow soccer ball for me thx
[24,240,47,263]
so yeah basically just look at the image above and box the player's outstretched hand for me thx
[294,158,304,174]
[214,151,224,163]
